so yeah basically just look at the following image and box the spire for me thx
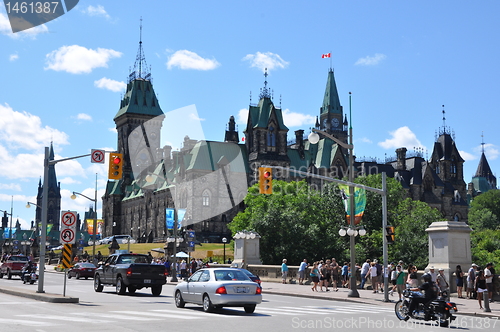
[128,17,151,83]
[320,68,342,115]
[259,68,271,99]
[48,142,58,191]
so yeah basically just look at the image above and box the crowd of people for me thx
[284,257,497,309]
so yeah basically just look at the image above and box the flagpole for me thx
[330,50,332,69]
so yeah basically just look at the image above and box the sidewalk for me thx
[260,281,500,318]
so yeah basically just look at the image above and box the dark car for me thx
[242,269,261,286]
[68,262,97,279]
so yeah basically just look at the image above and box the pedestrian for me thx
[436,268,449,300]
[341,262,349,288]
[370,261,378,293]
[428,266,437,283]
[374,259,383,291]
[484,262,494,303]
[81,250,89,262]
[180,260,187,279]
[319,260,330,291]
[330,258,340,290]
[359,259,371,289]
[389,263,397,295]
[281,259,288,284]
[455,265,464,298]
[407,265,418,288]
[310,262,320,292]
[475,269,487,310]
[298,259,309,285]
[395,265,407,300]
[466,263,477,299]
[96,251,103,263]
[190,258,197,276]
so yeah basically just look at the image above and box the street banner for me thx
[165,208,184,230]
[339,185,366,225]
[86,219,103,235]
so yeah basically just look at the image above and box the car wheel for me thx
[67,273,72,279]
[151,285,162,296]
[244,305,256,314]
[203,294,215,313]
[94,274,103,292]
[85,277,88,280]
[30,280,35,284]
[75,272,80,280]
[116,277,126,295]
[128,286,137,294]
[7,269,12,279]
[175,290,185,308]
[0,271,4,278]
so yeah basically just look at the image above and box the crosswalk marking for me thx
[111,310,201,320]
[72,312,159,321]
[151,308,231,318]
[18,314,111,323]
[0,317,56,327]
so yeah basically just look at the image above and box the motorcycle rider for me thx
[407,272,438,317]
[21,260,36,282]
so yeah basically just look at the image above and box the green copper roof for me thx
[114,79,164,120]
[248,97,288,130]
[186,141,249,173]
[321,69,342,115]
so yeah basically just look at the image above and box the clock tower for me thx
[319,69,348,146]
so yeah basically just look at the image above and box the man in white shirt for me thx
[359,259,371,289]
[484,263,494,302]
[428,266,437,283]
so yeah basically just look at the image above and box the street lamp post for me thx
[71,173,98,262]
[222,237,227,263]
[308,114,359,297]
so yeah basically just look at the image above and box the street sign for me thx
[60,211,77,244]
[61,244,72,269]
[91,149,105,164]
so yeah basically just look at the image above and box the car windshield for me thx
[10,256,28,262]
[214,270,251,281]
[117,255,150,264]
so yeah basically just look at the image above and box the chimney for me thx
[295,129,304,159]
[396,147,407,171]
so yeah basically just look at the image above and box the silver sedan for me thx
[174,268,262,313]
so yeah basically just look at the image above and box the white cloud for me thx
[76,113,92,121]
[378,126,425,150]
[0,103,69,151]
[282,109,316,128]
[167,50,220,70]
[0,183,21,191]
[189,113,205,121]
[242,52,289,72]
[355,53,387,66]
[0,13,48,39]
[237,108,248,124]
[108,127,117,133]
[94,77,126,92]
[9,54,18,61]
[473,143,499,161]
[81,5,110,19]
[459,150,476,161]
[358,137,373,144]
[45,45,122,74]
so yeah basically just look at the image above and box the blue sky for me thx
[1,1,499,230]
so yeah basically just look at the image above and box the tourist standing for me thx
[281,259,288,284]
[298,259,308,285]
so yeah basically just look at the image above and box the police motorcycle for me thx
[21,262,38,285]
[394,274,457,327]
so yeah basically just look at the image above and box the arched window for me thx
[267,126,276,147]
[202,190,210,206]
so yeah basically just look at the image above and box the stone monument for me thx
[425,221,473,293]
[232,231,261,267]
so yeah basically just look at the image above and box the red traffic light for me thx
[263,171,271,178]
[113,157,121,164]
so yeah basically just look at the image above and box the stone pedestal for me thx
[233,231,261,267]
[425,221,472,293]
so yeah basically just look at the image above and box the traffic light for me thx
[259,167,273,194]
[385,225,395,244]
[108,152,123,180]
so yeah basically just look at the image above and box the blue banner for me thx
[165,208,183,230]
[3,228,16,239]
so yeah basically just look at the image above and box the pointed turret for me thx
[318,69,347,144]
[320,69,342,115]
[471,135,497,192]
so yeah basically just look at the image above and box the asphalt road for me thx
[0,273,496,332]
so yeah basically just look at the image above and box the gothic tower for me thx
[318,69,348,145]
[36,142,61,231]
[244,69,290,182]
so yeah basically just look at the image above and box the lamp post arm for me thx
[72,192,96,202]
[311,129,353,150]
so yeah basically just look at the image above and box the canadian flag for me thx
[322,53,331,58]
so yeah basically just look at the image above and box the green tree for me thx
[468,189,500,231]
[390,198,442,269]
[471,230,500,268]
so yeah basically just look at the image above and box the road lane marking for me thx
[111,310,201,320]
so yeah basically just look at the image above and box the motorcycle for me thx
[21,268,38,285]
[395,288,457,327]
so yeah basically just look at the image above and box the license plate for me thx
[144,279,151,283]
[236,287,247,293]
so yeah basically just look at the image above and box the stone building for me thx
[100,38,472,243]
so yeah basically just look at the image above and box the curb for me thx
[0,285,79,303]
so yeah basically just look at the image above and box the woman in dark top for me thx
[475,269,487,310]
[456,265,464,298]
